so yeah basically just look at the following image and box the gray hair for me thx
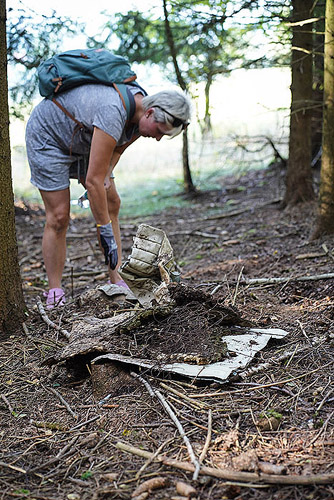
[142,90,191,137]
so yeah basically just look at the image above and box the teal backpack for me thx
[38,48,147,121]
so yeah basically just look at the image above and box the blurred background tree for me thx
[7,4,81,117]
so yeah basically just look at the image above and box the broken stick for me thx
[116,442,334,485]
[130,372,201,480]
[241,273,334,286]
[36,296,70,340]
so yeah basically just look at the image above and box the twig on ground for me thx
[159,382,206,410]
[232,266,244,306]
[91,429,114,454]
[36,296,70,340]
[295,251,327,260]
[1,394,14,415]
[130,372,201,480]
[210,283,223,295]
[235,345,304,380]
[316,387,334,413]
[136,438,175,479]
[0,460,26,474]
[241,273,334,285]
[116,442,334,485]
[45,385,78,419]
[69,415,100,431]
[29,435,80,472]
[189,361,334,398]
[193,409,212,481]
[10,435,54,465]
[169,230,219,239]
[296,320,312,343]
[309,411,334,446]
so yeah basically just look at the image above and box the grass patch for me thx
[14,164,248,220]
[118,178,189,218]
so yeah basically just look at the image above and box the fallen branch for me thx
[193,409,212,481]
[46,385,78,419]
[295,252,327,260]
[130,372,201,480]
[116,442,334,485]
[36,297,70,340]
[241,273,334,286]
[168,230,219,239]
[202,198,282,221]
[1,394,15,415]
[0,460,26,474]
[159,382,206,410]
[136,438,174,479]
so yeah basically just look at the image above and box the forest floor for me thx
[1,165,334,500]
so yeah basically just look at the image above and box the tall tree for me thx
[162,0,194,193]
[283,0,315,205]
[311,1,325,165]
[0,0,26,335]
[312,0,334,237]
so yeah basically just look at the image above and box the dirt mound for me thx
[46,283,252,369]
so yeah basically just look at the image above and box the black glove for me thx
[97,222,118,269]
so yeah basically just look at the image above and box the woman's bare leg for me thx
[39,188,70,289]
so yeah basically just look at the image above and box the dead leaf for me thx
[132,477,168,497]
[102,472,118,482]
[258,461,287,475]
[213,429,240,451]
[232,450,259,472]
[132,493,149,500]
[256,416,281,431]
[176,481,197,497]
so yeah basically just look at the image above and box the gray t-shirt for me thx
[25,84,141,191]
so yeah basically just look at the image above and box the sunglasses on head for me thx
[153,105,189,130]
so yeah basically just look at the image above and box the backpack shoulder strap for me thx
[113,82,148,120]
[51,82,147,148]
[52,98,85,129]
[52,98,85,156]
[113,83,136,121]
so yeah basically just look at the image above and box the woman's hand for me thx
[97,222,118,269]
[104,175,112,190]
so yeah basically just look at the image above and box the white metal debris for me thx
[92,327,289,383]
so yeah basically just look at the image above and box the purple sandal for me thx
[45,288,66,309]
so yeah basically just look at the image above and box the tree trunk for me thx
[182,130,193,192]
[283,0,314,205]
[202,74,213,134]
[312,0,334,238]
[0,0,26,336]
[162,0,195,194]
[311,2,325,168]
